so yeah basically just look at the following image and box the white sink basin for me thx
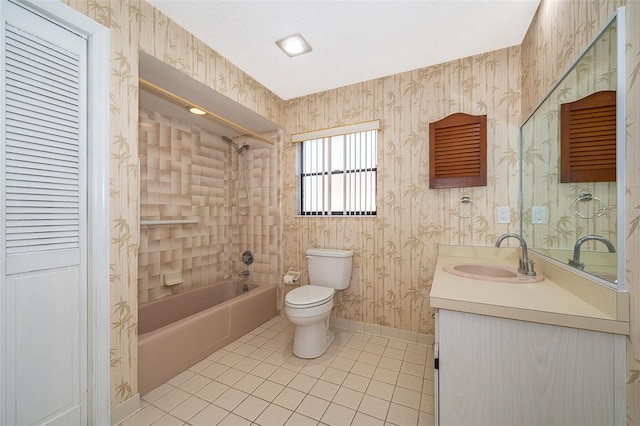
[443,263,545,283]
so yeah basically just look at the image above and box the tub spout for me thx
[239,269,250,277]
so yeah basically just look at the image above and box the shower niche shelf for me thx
[139,218,199,226]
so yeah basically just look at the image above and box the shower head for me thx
[222,136,249,154]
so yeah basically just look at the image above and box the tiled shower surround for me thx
[138,109,281,303]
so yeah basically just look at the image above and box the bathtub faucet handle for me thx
[239,269,250,277]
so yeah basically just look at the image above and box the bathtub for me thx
[138,281,276,395]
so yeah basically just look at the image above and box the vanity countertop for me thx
[430,245,629,335]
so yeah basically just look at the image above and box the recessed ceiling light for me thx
[186,105,206,115]
[276,33,312,57]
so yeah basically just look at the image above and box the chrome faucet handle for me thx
[525,258,536,275]
[516,254,537,276]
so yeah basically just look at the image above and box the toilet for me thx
[285,248,353,358]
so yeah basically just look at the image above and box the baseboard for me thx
[110,394,140,426]
[330,316,435,346]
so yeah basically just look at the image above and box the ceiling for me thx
[147,0,540,100]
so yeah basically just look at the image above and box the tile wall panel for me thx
[138,110,281,303]
[138,110,229,303]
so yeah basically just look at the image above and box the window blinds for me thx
[298,122,378,215]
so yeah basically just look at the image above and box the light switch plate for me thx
[497,207,511,224]
[532,206,546,224]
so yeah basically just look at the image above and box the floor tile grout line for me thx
[134,316,434,426]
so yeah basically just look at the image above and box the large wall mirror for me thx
[520,8,625,289]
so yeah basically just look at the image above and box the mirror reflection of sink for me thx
[591,272,618,284]
[443,263,545,283]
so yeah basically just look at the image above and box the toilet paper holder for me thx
[283,271,301,284]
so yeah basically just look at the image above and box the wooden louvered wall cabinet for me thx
[560,90,616,183]
[429,113,487,189]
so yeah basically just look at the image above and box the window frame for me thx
[296,125,378,216]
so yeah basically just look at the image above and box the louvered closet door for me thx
[2,2,88,425]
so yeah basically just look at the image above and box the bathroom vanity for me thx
[430,245,629,426]
[429,8,631,424]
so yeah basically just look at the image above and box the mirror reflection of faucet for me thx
[568,235,616,271]
[495,233,536,276]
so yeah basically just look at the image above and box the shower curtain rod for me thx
[139,78,275,146]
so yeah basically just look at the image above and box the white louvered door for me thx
[2,2,88,425]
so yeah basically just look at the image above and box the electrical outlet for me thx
[497,207,511,224]
[532,206,546,224]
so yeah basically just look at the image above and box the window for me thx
[294,121,379,216]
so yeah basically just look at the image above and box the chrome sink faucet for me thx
[239,269,250,277]
[495,233,536,276]
[569,235,616,271]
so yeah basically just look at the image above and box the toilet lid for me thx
[286,285,334,307]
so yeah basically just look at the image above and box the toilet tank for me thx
[306,248,354,290]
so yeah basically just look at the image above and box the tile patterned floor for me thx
[120,316,435,426]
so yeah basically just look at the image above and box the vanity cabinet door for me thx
[437,309,614,426]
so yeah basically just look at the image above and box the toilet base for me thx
[292,320,335,359]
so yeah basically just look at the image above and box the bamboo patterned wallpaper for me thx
[63,0,640,419]
[282,45,522,335]
[521,0,640,422]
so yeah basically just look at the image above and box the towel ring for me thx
[454,196,477,218]
[571,193,606,219]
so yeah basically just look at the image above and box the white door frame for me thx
[1,1,111,424]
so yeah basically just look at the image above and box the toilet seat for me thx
[285,285,334,308]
